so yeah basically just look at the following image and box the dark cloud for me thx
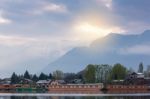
[113,0,150,21]
[112,0,150,33]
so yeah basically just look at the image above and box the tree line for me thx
[83,62,146,84]
[11,71,53,84]
[10,70,83,84]
[10,62,147,84]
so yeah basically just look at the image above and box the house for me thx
[56,80,66,84]
[72,79,83,84]
[124,72,148,85]
[0,78,11,85]
[112,80,124,85]
[20,78,33,84]
[137,73,144,78]
[36,80,51,88]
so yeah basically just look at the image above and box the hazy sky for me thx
[0,0,150,77]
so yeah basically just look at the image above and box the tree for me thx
[39,73,48,80]
[53,70,64,80]
[110,63,127,80]
[84,64,96,83]
[95,64,112,83]
[144,65,150,77]
[147,65,150,72]
[11,72,19,84]
[32,74,39,82]
[48,73,53,79]
[64,73,76,82]
[24,70,30,79]
[76,70,85,81]
[138,62,144,73]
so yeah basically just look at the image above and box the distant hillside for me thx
[43,30,150,73]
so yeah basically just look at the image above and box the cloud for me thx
[96,0,112,9]
[42,3,67,13]
[0,11,11,24]
[30,2,68,15]
[71,12,125,44]
[73,21,125,44]
[0,34,75,57]
[119,44,150,55]
[0,35,35,46]
[0,33,80,77]
[113,0,150,22]
[0,0,150,76]
[112,0,150,33]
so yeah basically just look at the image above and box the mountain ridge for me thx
[43,30,150,73]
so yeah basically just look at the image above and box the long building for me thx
[48,80,103,93]
[107,85,149,93]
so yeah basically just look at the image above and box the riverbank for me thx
[0,93,150,96]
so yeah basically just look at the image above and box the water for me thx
[0,96,149,99]
[0,96,150,99]
[0,94,149,99]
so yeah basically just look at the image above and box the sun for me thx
[73,22,114,42]
[72,19,125,44]
[76,22,109,37]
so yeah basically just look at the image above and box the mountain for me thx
[43,30,150,73]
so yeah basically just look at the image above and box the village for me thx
[0,63,150,93]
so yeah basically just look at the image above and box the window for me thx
[79,86,82,88]
[112,86,115,88]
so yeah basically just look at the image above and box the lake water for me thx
[0,94,149,99]
[0,96,149,99]
[0,96,150,99]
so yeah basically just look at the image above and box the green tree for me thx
[11,72,19,84]
[110,63,127,80]
[32,74,39,82]
[39,73,48,80]
[24,70,30,79]
[53,70,64,80]
[84,64,96,83]
[138,62,144,73]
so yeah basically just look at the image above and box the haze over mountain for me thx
[1,0,150,77]
[44,30,150,73]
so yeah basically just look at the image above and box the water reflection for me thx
[0,96,149,99]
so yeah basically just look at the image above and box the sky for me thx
[0,0,150,77]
